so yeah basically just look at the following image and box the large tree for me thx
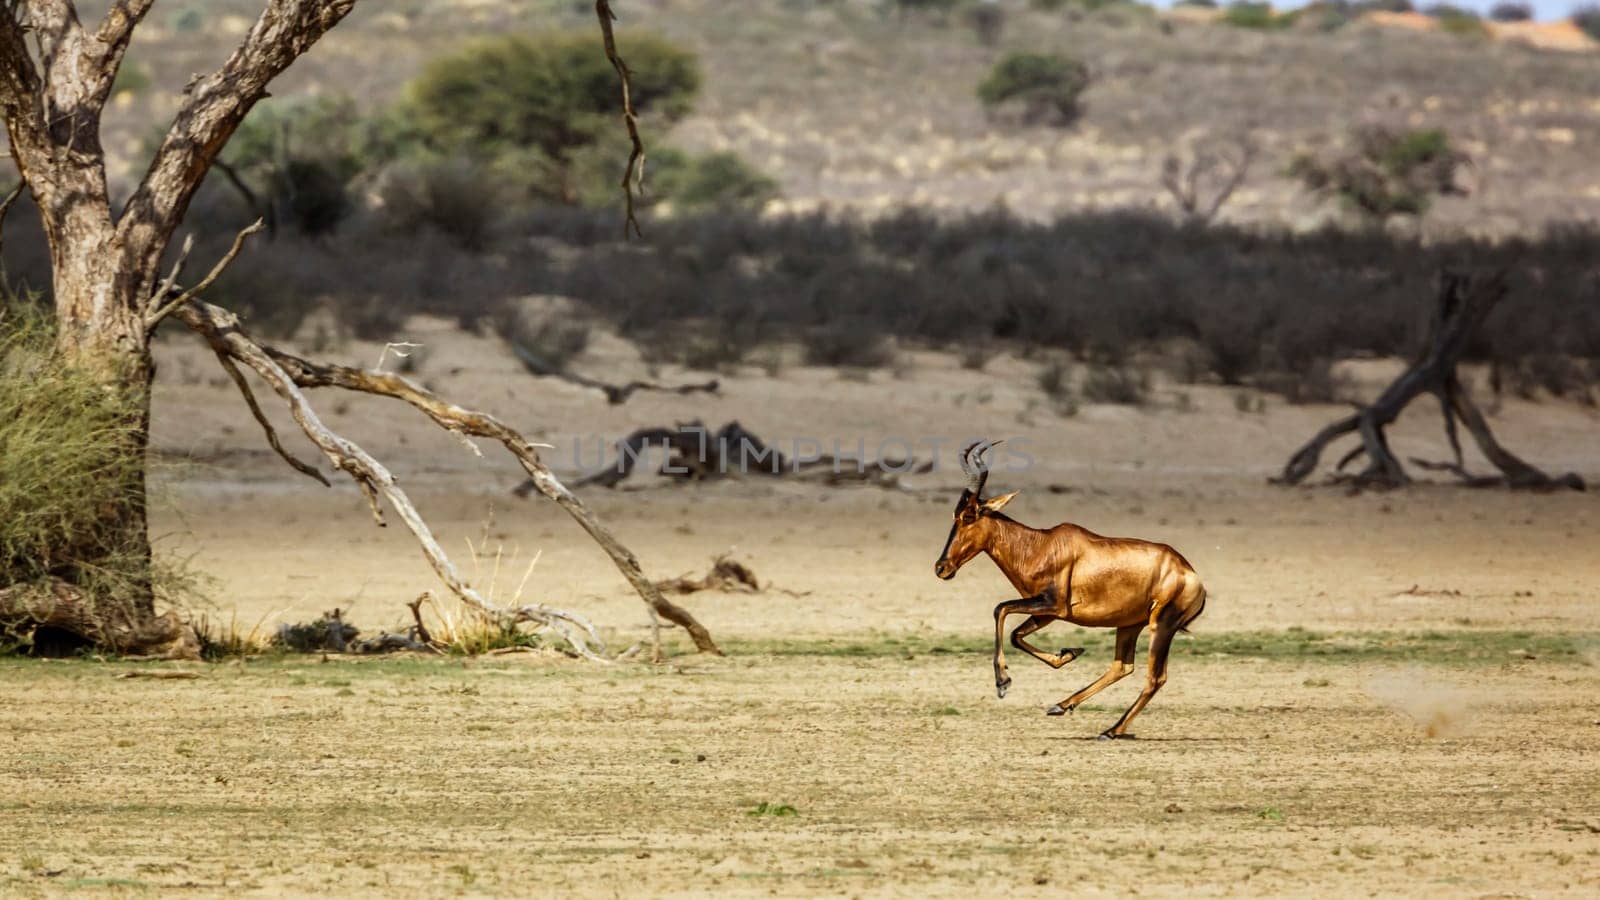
[0,1,716,659]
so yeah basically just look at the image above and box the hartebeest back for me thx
[934,440,1207,739]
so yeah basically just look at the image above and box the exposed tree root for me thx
[173,297,721,661]
[1275,271,1585,491]
[0,578,198,659]
[543,421,933,491]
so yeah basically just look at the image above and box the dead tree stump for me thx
[1274,271,1585,491]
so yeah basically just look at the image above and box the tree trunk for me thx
[0,207,193,656]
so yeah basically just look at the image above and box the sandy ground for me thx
[3,654,1599,896]
[143,318,1600,643]
[5,321,1599,895]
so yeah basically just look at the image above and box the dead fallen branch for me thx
[174,294,720,661]
[275,609,361,653]
[508,341,719,405]
[655,552,812,598]
[1275,271,1585,491]
[539,421,933,491]
[115,670,202,680]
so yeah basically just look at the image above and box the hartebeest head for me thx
[934,439,1018,580]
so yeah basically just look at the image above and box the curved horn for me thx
[959,439,1001,496]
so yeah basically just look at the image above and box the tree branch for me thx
[173,299,614,661]
[172,299,722,660]
[117,0,360,276]
[210,346,330,487]
[145,218,265,328]
[85,0,158,109]
[596,0,645,238]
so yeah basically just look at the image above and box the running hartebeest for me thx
[933,440,1207,739]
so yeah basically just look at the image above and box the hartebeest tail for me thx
[934,440,1206,739]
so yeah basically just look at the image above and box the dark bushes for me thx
[9,192,1594,400]
[1573,5,1600,42]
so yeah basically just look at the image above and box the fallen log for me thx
[1275,270,1584,491]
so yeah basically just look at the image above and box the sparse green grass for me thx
[747,802,799,817]
[719,628,1596,666]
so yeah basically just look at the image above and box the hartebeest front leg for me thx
[1010,615,1084,669]
[1047,623,1143,716]
[992,595,1055,698]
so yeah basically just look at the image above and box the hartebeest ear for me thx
[982,491,1019,513]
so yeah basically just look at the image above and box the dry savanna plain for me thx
[5,323,1600,896]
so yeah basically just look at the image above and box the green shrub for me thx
[1571,4,1600,41]
[977,52,1091,125]
[1424,4,1490,37]
[404,30,698,200]
[1222,1,1289,28]
[1288,126,1467,220]
[1280,1,1352,30]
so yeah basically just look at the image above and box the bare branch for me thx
[173,299,722,659]
[211,347,330,487]
[1162,135,1255,225]
[596,0,645,239]
[145,219,265,327]
[173,300,613,662]
[148,233,195,308]
[507,340,719,405]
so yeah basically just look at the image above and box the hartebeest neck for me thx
[979,514,1060,595]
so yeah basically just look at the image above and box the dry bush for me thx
[803,317,898,368]
[1037,357,1080,415]
[1289,126,1469,221]
[1254,358,1355,405]
[377,156,501,250]
[964,3,1006,45]
[1080,364,1150,405]
[493,307,592,371]
[0,302,146,606]
[0,298,202,651]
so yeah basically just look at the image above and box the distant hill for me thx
[99,0,1600,236]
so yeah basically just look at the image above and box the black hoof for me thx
[1059,647,1084,660]
[1046,704,1068,716]
[996,679,1011,699]
[1098,731,1133,741]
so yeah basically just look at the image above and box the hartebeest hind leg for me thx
[992,595,1055,698]
[1101,618,1176,739]
[1047,623,1142,716]
[1010,615,1084,669]
[1102,583,1207,739]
